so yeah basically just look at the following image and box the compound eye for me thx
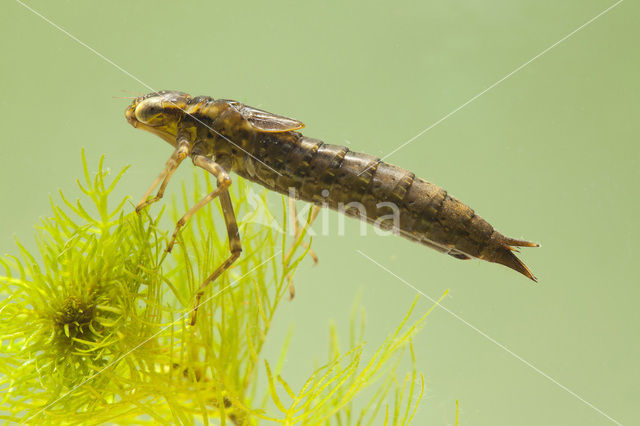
[135,99,164,124]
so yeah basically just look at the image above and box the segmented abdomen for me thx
[233,133,495,260]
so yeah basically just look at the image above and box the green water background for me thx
[1,1,638,424]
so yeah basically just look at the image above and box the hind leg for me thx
[285,199,320,300]
[285,198,320,265]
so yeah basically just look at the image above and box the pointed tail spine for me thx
[491,236,540,282]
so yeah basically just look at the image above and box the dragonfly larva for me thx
[125,91,538,323]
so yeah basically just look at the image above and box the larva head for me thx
[125,91,190,145]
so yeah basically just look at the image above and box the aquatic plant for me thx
[0,152,444,424]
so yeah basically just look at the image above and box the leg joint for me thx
[218,174,232,188]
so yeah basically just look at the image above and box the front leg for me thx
[135,133,190,213]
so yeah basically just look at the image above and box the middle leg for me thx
[163,154,242,325]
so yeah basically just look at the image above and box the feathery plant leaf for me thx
[0,152,447,424]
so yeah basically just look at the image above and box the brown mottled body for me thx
[126,91,538,294]
[234,133,537,280]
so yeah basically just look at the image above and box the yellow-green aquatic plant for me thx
[0,153,442,424]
